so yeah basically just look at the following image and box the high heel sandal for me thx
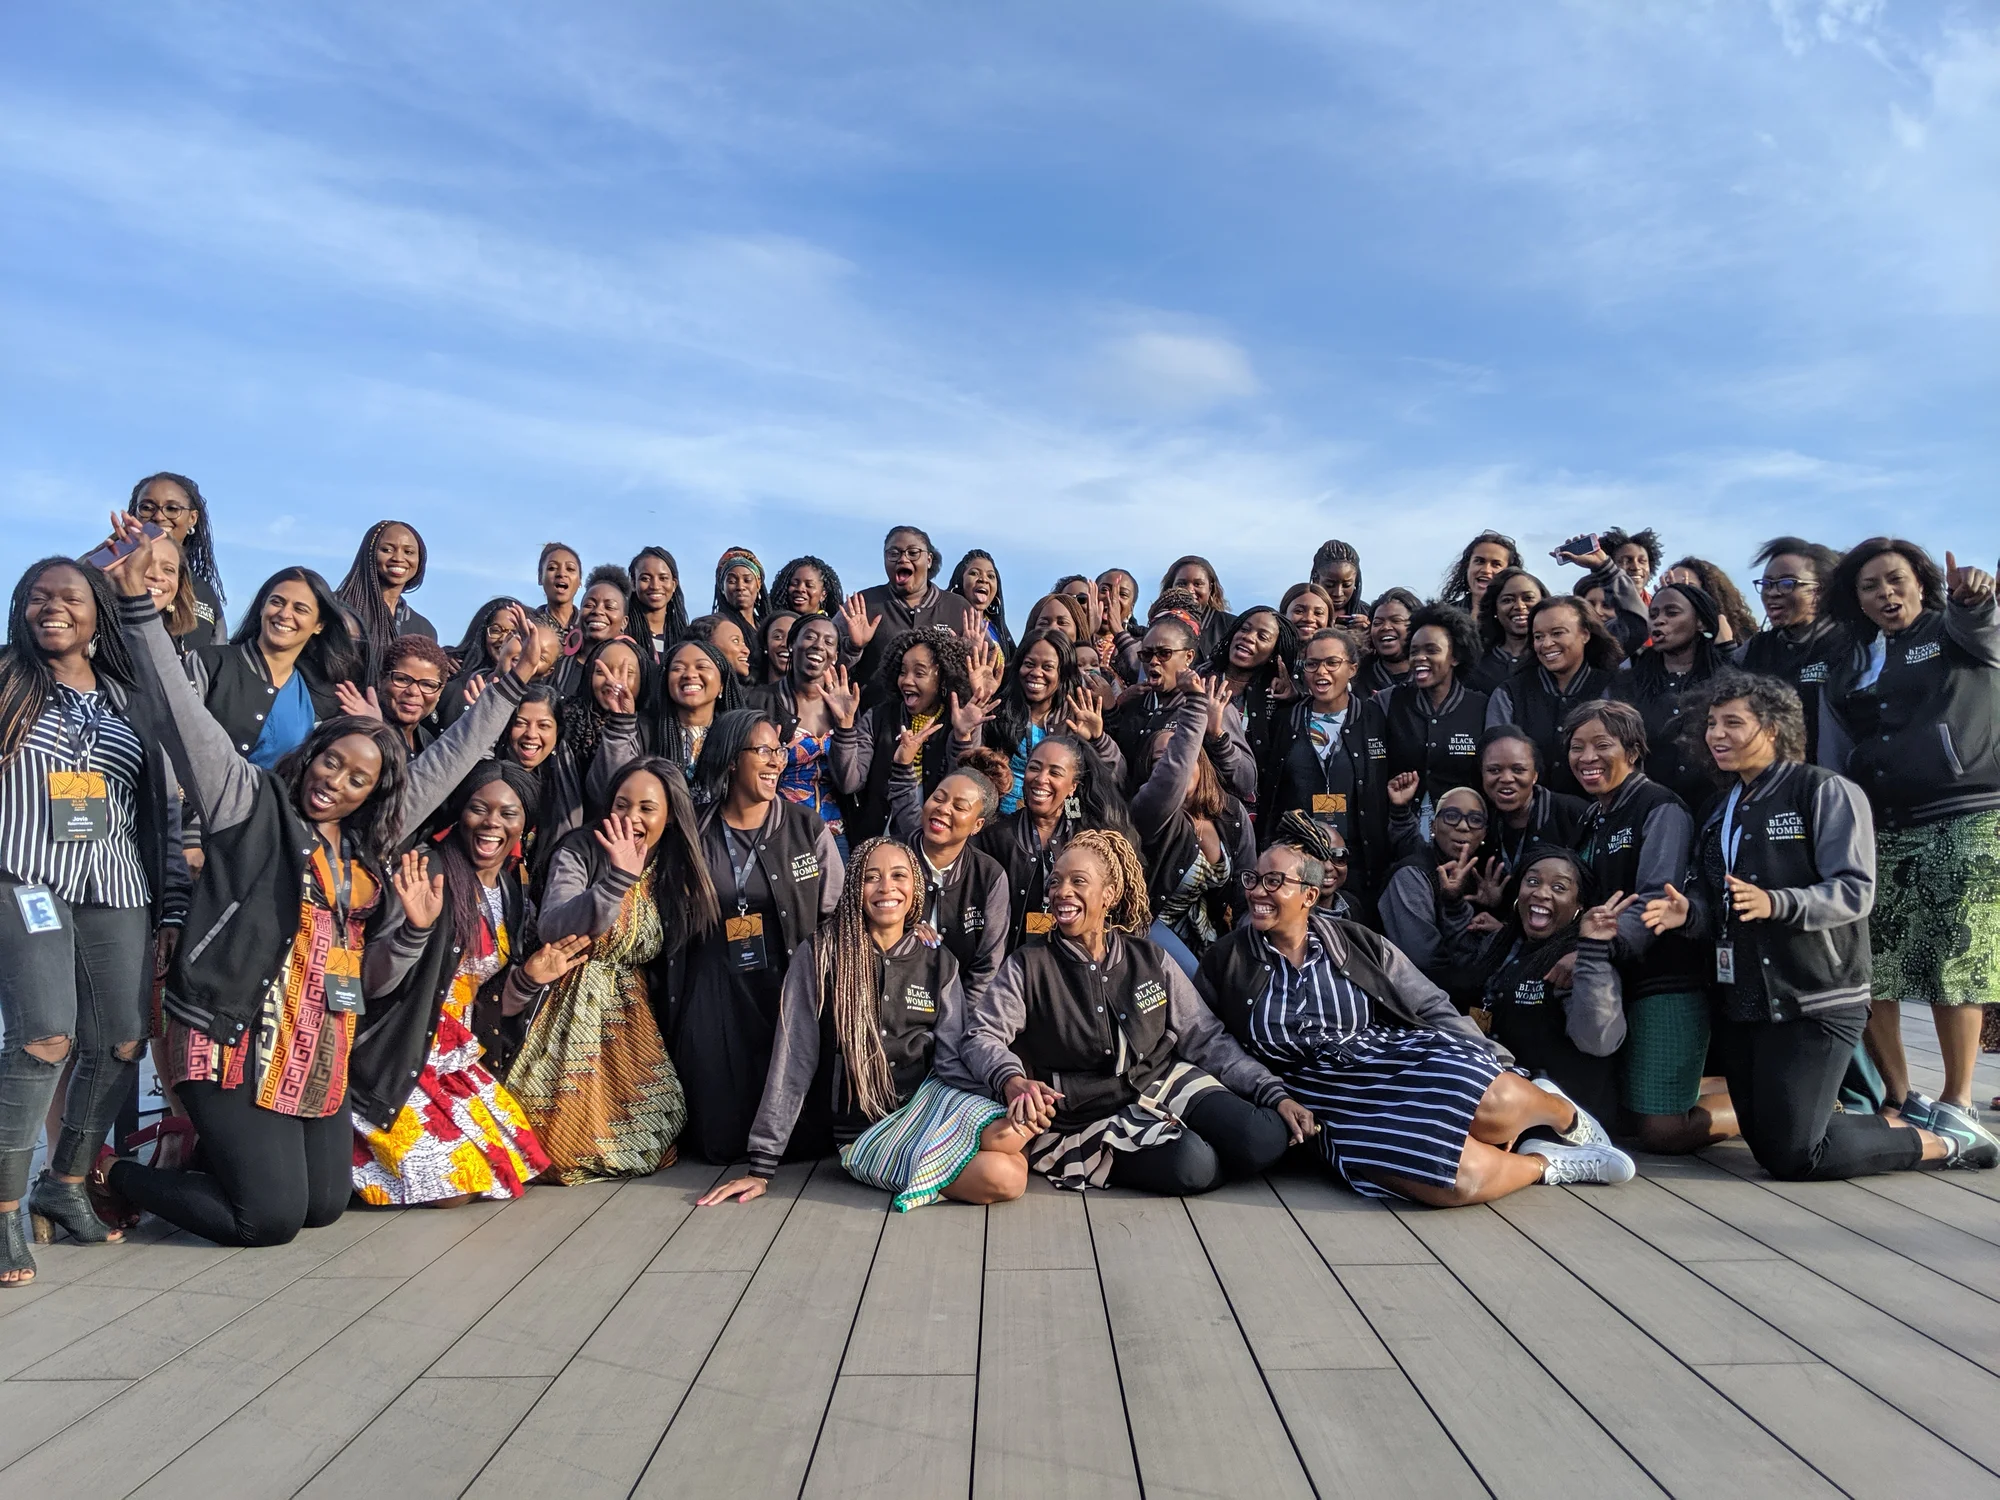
[90,1149,140,1234]
[29,1169,121,1246]
[2,1204,36,1287]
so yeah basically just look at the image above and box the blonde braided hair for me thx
[815,835,920,1123]
[1063,828,1152,934]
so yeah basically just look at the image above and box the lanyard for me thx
[724,824,761,916]
[1720,783,1747,877]
[54,689,102,775]
[312,836,357,936]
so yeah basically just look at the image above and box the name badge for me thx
[12,883,62,934]
[1715,943,1736,985]
[726,912,769,971]
[1025,911,1055,936]
[47,771,109,843]
[1311,793,1347,815]
[322,946,365,1013]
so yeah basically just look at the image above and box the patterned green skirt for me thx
[1871,809,2000,1007]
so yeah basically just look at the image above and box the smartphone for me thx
[82,522,164,571]
[1554,531,1598,560]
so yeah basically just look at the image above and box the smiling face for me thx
[1480,735,1538,816]
[707,618,751,676]
[457,778,527,872]
[898,642,942,714]
[1017,638,1061,707]
[1022,739,1081,821]
[258,578,324,657]
[133,477,199,544]
[382,656,444,726]
[1228,610,1280,672]
[483,608,518,654]
[1758,552,1820,630]
[860,843,919,938]
[1467,542,1512,605]
[1097,570,1136,626]
[959,558,998,611]
[590,641,641,712]
[1856,550,1925,635]
[1612,541,1653,589]
[1531,602,1587,679]
[1171,563,1213,608]
[1705,697,1778,778]
[1568,716,1633,799]
[540,549,580,608]
[790,617,837,682]
[1370,599,1412,662]
[923,772,990,847]
[25,564,97,663]
[298,732,384,826]
[1407,624,1455,691]
[885,530,931,596]
[633,556,677,617]
[1314,561,1358,612]
[782,563,824,614]
[733,720,785,804]
[721,563,760,613]
[1028,598,1075,637]
[373,524,421,592]
[1494,575,1542,643]
[579,581,628,643]
[666,644,721,709]
[1516,856,1582,939]
[763,615,794,677]
[1648,589,1700,654]
[1285,591,1329,636]
[1245,845,1319,935]
[611,769,668,850]
[143,536,184,612]
[1047,845,1113,936]
[507,699,558,768]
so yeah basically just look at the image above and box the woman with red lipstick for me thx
[1820,539,2000,1152]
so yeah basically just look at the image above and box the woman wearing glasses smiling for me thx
[1740,536,1845,763]
[129,472,228,647]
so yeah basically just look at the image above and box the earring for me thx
[85,638,98,659]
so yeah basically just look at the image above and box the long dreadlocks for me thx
[815,835,922,1124]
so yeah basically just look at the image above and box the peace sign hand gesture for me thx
[1579,891,1638,943]
[1437,851,1479,898]
[894,718,944,767]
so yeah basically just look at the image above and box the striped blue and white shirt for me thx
[0,684,151,909]
[1247,929,1374,1061]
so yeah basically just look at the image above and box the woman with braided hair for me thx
[772,554,845,621]
[335,520,435,679]
[947,828,1312,1193]
[698,837,1033,1210]
[712,547,769,679]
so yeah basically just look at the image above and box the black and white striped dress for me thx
[1247,932,1498,1199]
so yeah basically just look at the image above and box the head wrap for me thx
[1658,582,1720,640]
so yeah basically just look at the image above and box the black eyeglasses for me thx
[134,500,190,522]
[1241,871,1314,893]
[385,671,443,697]
[1756,577,1818,595]
[1434,807,1488,829]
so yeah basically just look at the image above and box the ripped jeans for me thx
[0,883,151,1201]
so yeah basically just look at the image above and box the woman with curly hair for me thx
[771,554,844,622]
[1661,556,1758,647]
[698,836,1033,1211]
[1438,531,1521,615]
[832,625,975,842]
[1600,527,1664,603]
[1381,602,1489,819]
[946,828,1313,1193]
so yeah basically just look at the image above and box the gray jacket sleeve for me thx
[1364,923,1508,1062]
[944,949,1031,1097]
[926,959,976,1091]
[1086,731,1127,792]
[1486,684,1515,729]
[1566,939,1628,1056]
[1207,701,1258,803]
[816,820,846,917]
[1945,593,2000,668]
[1767,776,1876,930]
[963,873,1011,1007]
[884,762,926,844]
[585,714,646,810]
[396,673,526,840]
[744,954,823,1177]
[831,716,870,796]
[1166,965,1289,1108]
[1130,694,1208,841]
[536,841,639,940]
[1378,864,1459,975]
[118,600,261,836]
[362,909,433,996]
[1616,801,1694,961]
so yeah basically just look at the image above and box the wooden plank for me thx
[0,1275,400,1496]
[1183,1178,1394,1370]
[973,1266,1139,1500]
[1653,1161,2000,1376]
[305,1199,499,1279]
[1267,1167,1435,1265]
[840,1201,985,1376]
[1696,1256,2000,1472]
[643,1160,812,1273]
[1699,1362,2000,1498]
[1399,1203,1838,1496]
[802,1373,974,1499]
[165,1208,388,1300]
[1262,1370,1485,1500]
[15,1288,263,1381]
[0,1215,191,1311]
[433,1162,714,1377]
[0,1379,128,1470]
[1086,1192,1314,1500]
[130,1183,617,1500]
[297,1376,551,1500]
[983,1174,1095,1271]
[1854,1169,2000,1247]
[1337,1262,1661,1498]
[634,1169,886,1499]
[0,1282,158,1379]
[69,1232,241,1291]
[465,1271,750,1500]
[1581,1172,1784,1261]
[1493,1187,1813,1365]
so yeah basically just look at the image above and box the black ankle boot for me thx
[30,1170,118,1245]
[2,1204,36,1286]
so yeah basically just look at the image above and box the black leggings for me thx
[1713,1010,1923,1181]
[108,1081,353,1246]
[1109,1088,1290,1195]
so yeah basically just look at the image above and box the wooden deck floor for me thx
[5,1004,2000,1500]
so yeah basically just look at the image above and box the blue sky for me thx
[3,1,1995,640]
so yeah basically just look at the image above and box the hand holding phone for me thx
[1552,532,1601,566]
[83,521,164,572]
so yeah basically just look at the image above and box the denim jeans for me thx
[0,882,151,1201]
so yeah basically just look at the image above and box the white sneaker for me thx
[1519,1138,1636,1186]
[1530,1076,1615,1150]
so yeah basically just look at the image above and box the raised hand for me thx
[1386,771,1420,808]
[1640,882,1690,934]
[1269,658,1297,702]
[594,813,648,875]
[1554,535,1609,570]
[599,676,634,716]
[1205,673,1235,734]
[1437,851,1478,898]
[95,511,158,598]
[520,933,592,989]
[966,634,1003,699]
[1726,874,1774,922]
[893,717,945,766]
[1946,552,1996,607]
[1064,687,1104,741]
[1471,856,1507,909]
[840,593,878,648]
[495,605,549,683]
[820,664,860,727]
[948,691,995,744]
[1580,891,1638,942]
[336,682,385,722]
[394,850,446,931]
[462,672,490,707]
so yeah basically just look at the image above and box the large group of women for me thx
[2,471,1996,1293]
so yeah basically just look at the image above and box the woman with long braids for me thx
[0,556,184,1286]
[509,755,719,1181]
[1467,567,1546,693]
[1438,531,1521,615]
[975,732,1135,950]
[564,635,657,790]
[686,612,754,684]
[1309,540,1369,630]
[607,637,739,788]
[350,762,590,1206]
[1611,582,1731,806]
[1381,602,1490,819]
[771,554,844,622]
[130,472,227,645]
[979,626,1121,815]
[189,567,363,769]
[335,520,435,678]
[1157,555,1237,661]
[949,548,1014,659]
[1485,595,1624,797]
[947,829,1311,1193]
[1216,606,1298,769]
[674,710,844,1163]
[712,547,769,679]
[699,837,1033,1210]
[1661,557,1758,647]
[1361,587,1422,694]
[533,542,583,641]
[746,614,850,839]
[627,546,688,667]
[833,624,976,842]
[98,527,542,1246]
